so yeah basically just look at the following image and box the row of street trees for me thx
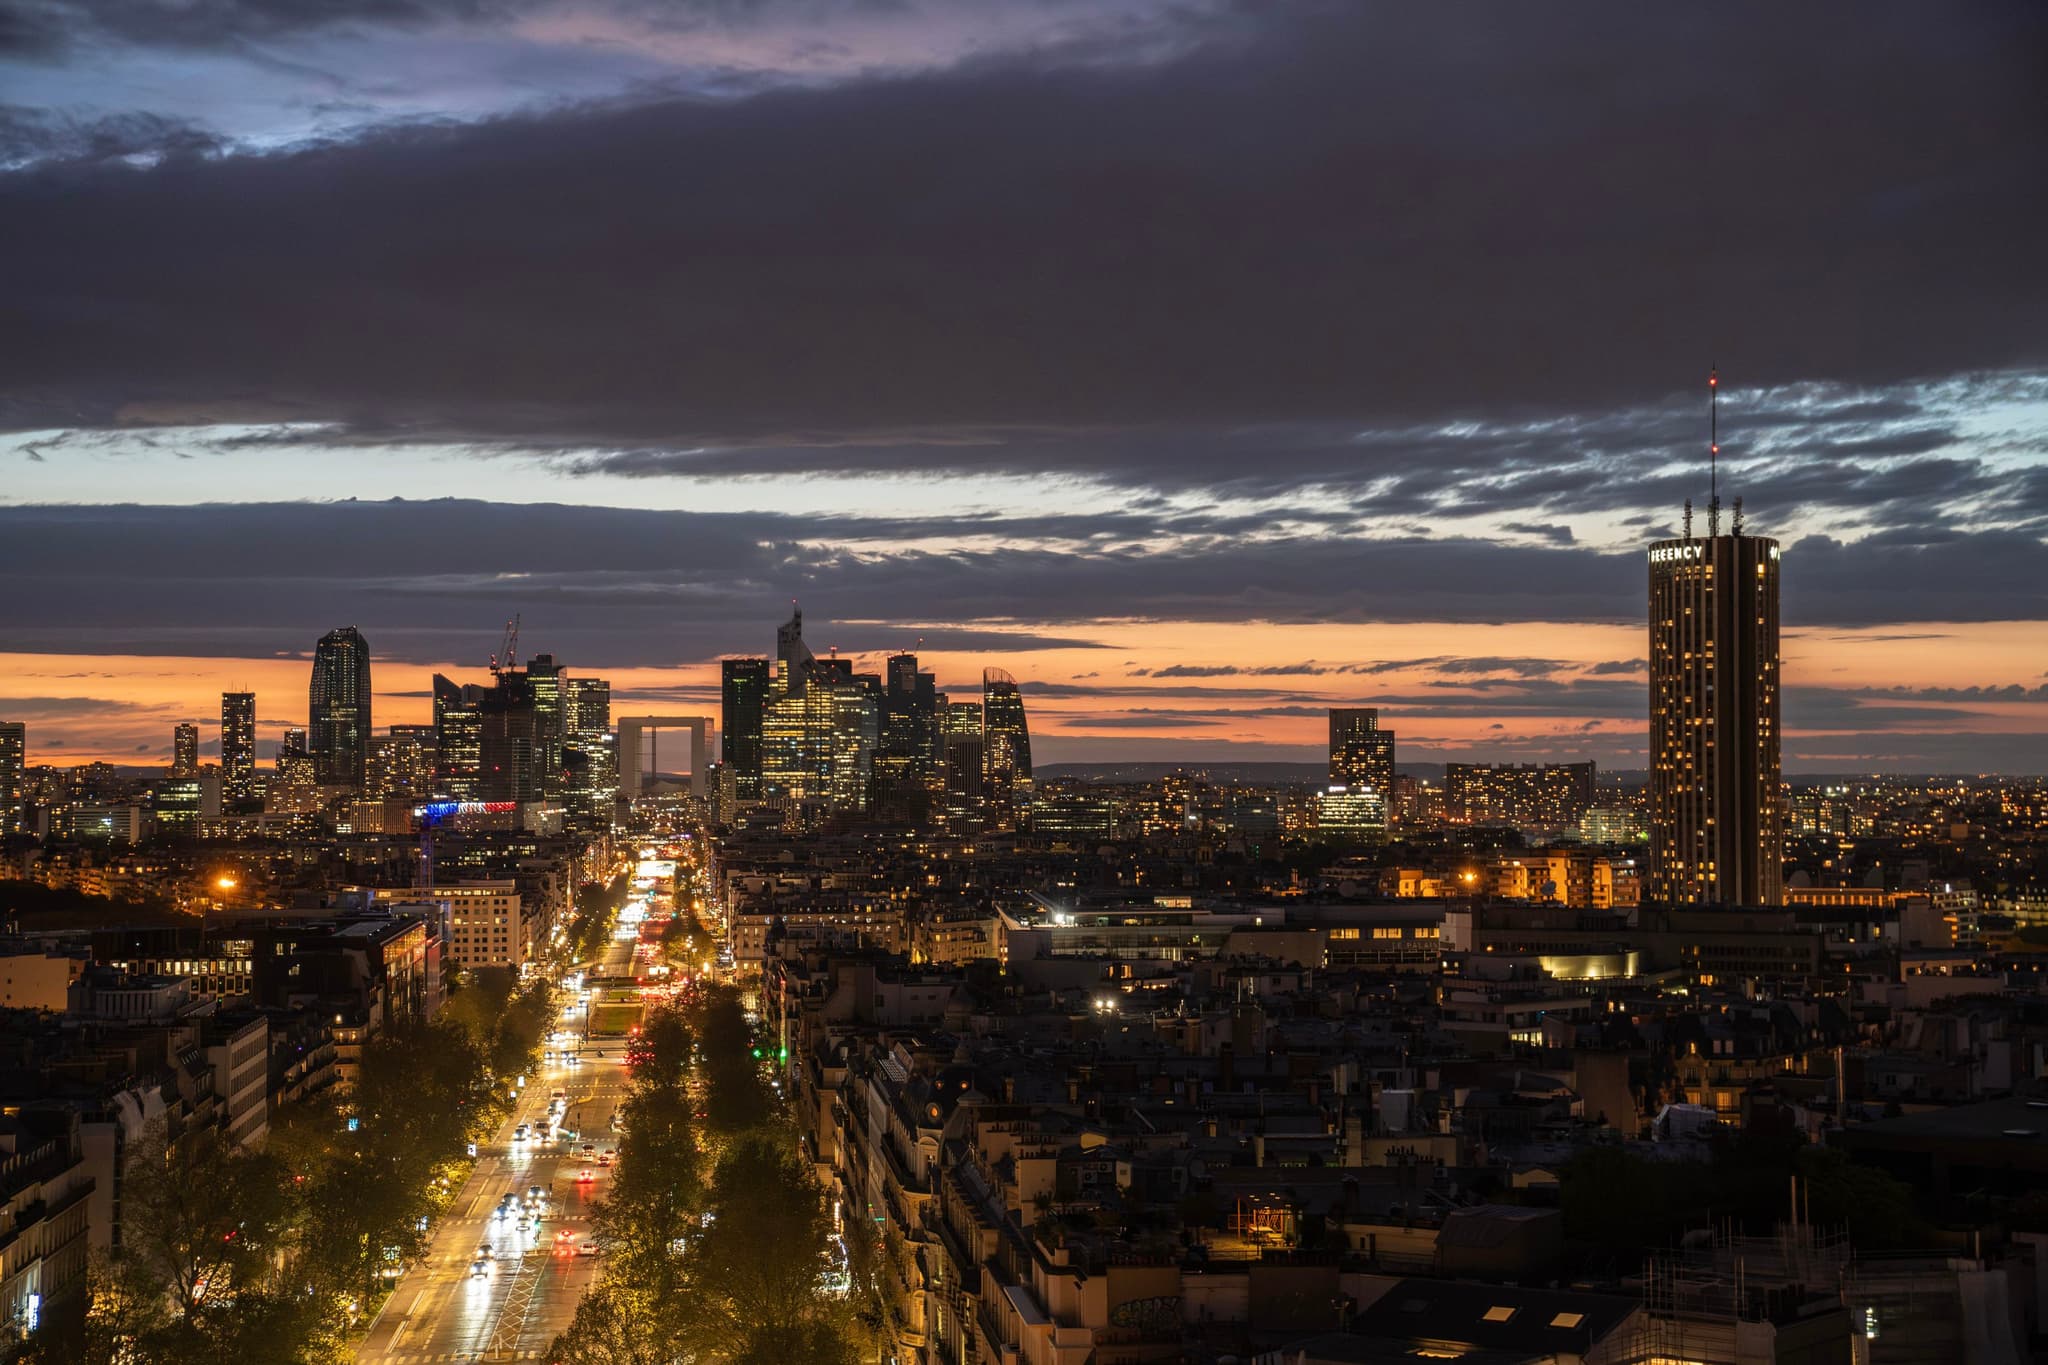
[16,969,554,1365]
[550,984,868,1364]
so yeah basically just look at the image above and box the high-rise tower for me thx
[309,626,373,788]
[721,657,770,799]
[981,668,1032,815]
[1647,370,1784,906]
[220,692,256,806]
[432,674,484,799]
[171,722,199,777]
[1328,708,1395,795]
[0,721,23,836]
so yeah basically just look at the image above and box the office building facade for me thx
[170,722,199,778]
[432,674,483,799]
[721,657,770,799]
[1647,527,1783,906]
[981,668,1033,816]
[1329,708,1396,796]
[220,692,256,807]
[563,676,615,823]
[0,721,23,836]
[275,726,315,789]
[309,626,373,788]
[1446,762,1596,828]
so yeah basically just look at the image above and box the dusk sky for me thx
[4,1,2046,771]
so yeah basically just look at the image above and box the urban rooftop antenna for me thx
[1708,366,1722,537]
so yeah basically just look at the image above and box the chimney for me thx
[1253,1133,1266,1168]
[1219,1041,1235,1093]
[1003,1074,1016,1104]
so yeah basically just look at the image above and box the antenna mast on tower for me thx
[1708,367,1722,537]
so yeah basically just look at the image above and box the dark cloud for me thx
[0,105,224,165]
[1059,712,1225,730]
[0,694,168,719]
[1,0,520,56]
[1142,662,1334,678]
[3,501,2045,669]
[3,3,2043,453]
[1501,521,1574,545]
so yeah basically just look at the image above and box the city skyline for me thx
[4,3,2046,773]
[4,601,2048,774]
[6,7,2048,1361]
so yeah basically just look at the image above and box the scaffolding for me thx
[1625,1222,1854,1365]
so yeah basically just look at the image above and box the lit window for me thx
[1550,1312,1584,1329]
[1482,1307,1516,1323]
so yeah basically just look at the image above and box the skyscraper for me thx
[1328,708,1395,795]
[721,657,770,799]
[883,652,940,778]
[433,674,484,799]
[478,669,539,802]
[309,626,372,788]
[776,605,815,692]
[220,692,256,806]
[276,726,315,788]
[526,653,567,797]
[751,609,880,814]
[368,729,432,798]
[564,676,616,824]
[1647,371,1784,907]
[981,668,1032,815]
[0,721,23,836]
[171,722,199,778]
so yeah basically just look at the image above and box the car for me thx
[470,1259,490,1281]
[526,1184,546,1206]
[577,1239,602,1256]
[577,1168,594,1183]
[597,1151,613,1167]
[567,1054,582,1068]
[513,1124,529,1142]
[515,1214,531,1233]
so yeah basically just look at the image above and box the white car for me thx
[470,1259,490,1281]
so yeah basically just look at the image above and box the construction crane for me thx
[489,614,521,676]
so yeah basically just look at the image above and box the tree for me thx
[117,1123,295,1325]
[593,1009,701,1296]
[688,987,773,1135]
[548,1282,675,1365]
[673,1134,858,1364]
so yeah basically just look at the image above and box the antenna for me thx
[1708,367,1722,537]
[1683,497,1693,540]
